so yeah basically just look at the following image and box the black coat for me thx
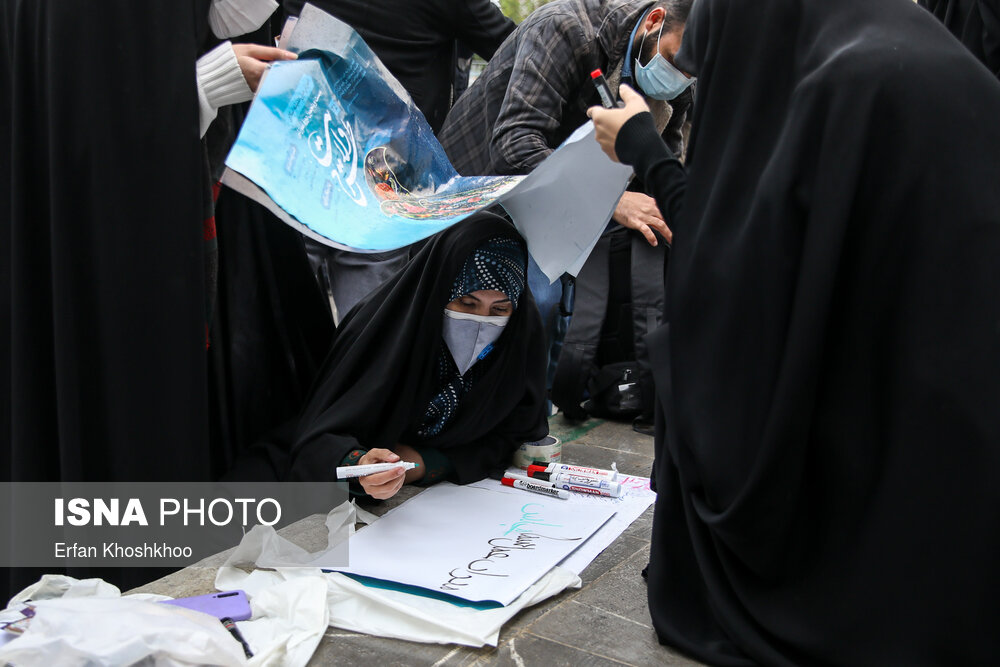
[284,0,514,133]
[1,0,334,601]
[618,0,1000,663]
[0,0,211,603]
[233,213,549,483]
[1,1,212,482]
[919,0,1000,78]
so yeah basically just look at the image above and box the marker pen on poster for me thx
[501,475,571,500]
[335,462,418,479]
[528,463,619,481]
[528,470,623,497]
[591,69,616,109]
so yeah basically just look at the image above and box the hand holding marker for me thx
[335,461,418,479]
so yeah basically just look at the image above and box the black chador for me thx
[231,213,549,484]
[614,0,1000,664]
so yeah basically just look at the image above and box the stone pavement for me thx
[132,416,706,667]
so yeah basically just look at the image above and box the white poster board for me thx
[471,470,656,574]
[325,483,615,606]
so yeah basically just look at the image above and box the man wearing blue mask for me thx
[441,0,694,248]
[627,3,696,106]
[439,0,694,420]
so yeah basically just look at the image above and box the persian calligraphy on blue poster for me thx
[224,19,520,251]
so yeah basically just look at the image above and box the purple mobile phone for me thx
[160,590,252,621]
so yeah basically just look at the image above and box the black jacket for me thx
[438,0,691,177]
[285,0,514,132]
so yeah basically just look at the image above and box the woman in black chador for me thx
[231,213,548,497]
[588,0,1000,664]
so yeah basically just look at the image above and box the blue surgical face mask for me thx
[442,309,509,375]
[634,20,694,101]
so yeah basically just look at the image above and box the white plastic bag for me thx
[0,596,246,666]
[1,571,328,666]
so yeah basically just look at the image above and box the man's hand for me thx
[232,44,297,92]
[613,191,672,246]
[356,448,407,500]
[587,84,650,163]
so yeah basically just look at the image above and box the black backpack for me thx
[551,227,666,422]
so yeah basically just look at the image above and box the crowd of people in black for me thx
[3,0,999,663]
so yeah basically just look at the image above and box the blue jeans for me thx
[528,256,562,332]
[528,257,573,397]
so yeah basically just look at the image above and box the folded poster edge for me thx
[221,167,386,254]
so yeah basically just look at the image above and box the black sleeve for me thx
[616,111,687,227]
[456,0,516,60]
[222,424,362,482]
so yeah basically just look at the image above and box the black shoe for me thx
[632,415,654,436]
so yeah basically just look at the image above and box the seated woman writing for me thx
[230,213,548,499]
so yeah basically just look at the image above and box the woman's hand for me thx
[393,444,426,484]
[356,448,407,500]
[232,43,296,92]
[587,84,650,163]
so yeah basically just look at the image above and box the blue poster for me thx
[224,13,520,251]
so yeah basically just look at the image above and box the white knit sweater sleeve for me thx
[208,0,279,39]
[195,41,252,137]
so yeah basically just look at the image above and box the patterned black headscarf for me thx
[448,236,527,309]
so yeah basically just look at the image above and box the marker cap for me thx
[590,69,603,79]
[526,469,552,481]
[527,464,551,475]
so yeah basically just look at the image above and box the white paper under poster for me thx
[325,483,615,606]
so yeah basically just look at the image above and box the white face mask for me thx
[442,309,509,375]
[208,0,278,39]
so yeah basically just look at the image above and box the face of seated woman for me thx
[445,289,513,318]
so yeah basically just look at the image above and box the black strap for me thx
[551,234,612,419]
[629,233,667,416]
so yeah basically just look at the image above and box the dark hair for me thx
[654,0,694,31]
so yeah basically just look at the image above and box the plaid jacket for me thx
[439,0,691,176]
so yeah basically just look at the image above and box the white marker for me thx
[527,463,618,481]
[335,462,418,479]
[501,475,570,500]
[528,470,623,497]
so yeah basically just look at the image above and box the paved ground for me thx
[133,416,706,667]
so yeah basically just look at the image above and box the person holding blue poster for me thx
[283,0,516,321]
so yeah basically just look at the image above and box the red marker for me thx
[501,475,570,500]
[591,69,616,109]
